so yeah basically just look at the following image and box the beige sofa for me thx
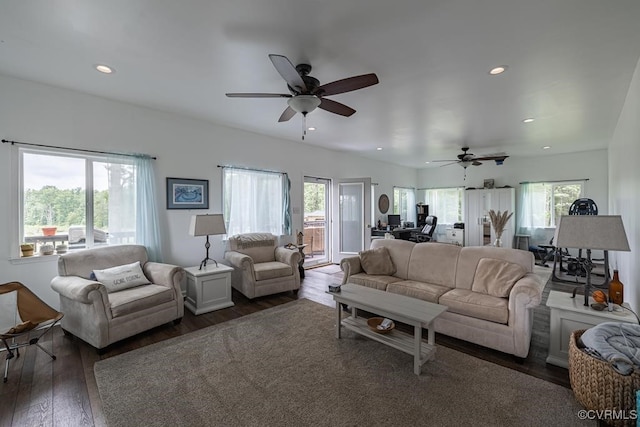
[340,239,544,358]
[224,233,301,299]
[51,245,185,350]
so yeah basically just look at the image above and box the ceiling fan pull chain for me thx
[302,113,307,140]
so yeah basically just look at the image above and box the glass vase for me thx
[493,233,503,247]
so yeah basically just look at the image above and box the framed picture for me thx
[483,179,495,189]
[166,178,209,209]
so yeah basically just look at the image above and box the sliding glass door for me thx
[303,176,330,266]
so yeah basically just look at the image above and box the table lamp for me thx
[553,215,630,306]
[189,214,227,270]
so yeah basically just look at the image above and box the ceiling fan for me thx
[226,54,379,137]
[432,147,509,169]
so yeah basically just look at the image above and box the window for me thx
[518,181,584,244]
[18,148,141,256]
[223,167,290,236]
[422,187,464,225]
[393,187,415,224]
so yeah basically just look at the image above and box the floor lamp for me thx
[189,214,227,270]
[553,215,630,306]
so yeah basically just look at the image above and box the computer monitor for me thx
[387,214,401,228]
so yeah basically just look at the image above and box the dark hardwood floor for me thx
[0,268,569,427]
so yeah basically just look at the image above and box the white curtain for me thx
[517,182,551,245]
[135,155,163,262]
[223,167,287,236]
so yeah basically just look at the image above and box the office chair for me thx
[413,215,437,242]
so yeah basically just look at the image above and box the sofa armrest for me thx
[143,262,184,289]
[340,256,363,285]
[50,276,105,304]
[508,273,545,310]
[224,251,254,270]
[275,247,301,267]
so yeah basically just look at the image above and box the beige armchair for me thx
[50,245,184,350]
[224,233,301,299]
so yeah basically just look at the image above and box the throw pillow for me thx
[471,258,526,298]
[93,261,150,293]
[359,246,397,276]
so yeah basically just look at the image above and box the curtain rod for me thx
[2,139,157,160]
[519,178,589,184]
[417,186,465,191]
[217,164,285,175]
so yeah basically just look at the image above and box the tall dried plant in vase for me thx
[488,209,513,247]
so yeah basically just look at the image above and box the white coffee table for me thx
[328,283,447,375]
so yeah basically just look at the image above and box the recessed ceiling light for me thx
[95,64,114,74]
[523,118,535,123]
[489,65,508,75]
[424,161,430,164]
[307,127,316,131]
[543,146,551,150]
[376,147,383,151]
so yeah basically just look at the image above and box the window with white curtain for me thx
[422,187,464,225]
[393,186,416,224]
[16,147,160,258]
[518,182,584,228]
[517,181,584,243]
[223,167,289,236]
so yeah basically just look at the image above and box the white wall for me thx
[0,74,417,308]
[609,57,640,312]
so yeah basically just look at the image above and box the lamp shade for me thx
[553,215,630,251]
[189,214,226,237]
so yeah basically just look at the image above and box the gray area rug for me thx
[94,299,592,427]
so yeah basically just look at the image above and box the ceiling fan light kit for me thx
[226,54,379,139]
[288,95,321,115]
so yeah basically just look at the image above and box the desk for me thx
[371,228,421,241]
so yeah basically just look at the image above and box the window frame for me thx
[13,146,137,259]
[420,187,465,225]
[222,167,289,236]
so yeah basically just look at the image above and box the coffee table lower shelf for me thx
[340,316,436,368]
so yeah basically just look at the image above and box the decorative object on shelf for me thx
[189,214,226,270]
[166,177,209,209]
[378,194,389,214]
[488,209,513,247]
[591,290,608,304]
[608,270,624,305]
[56,244,68,254]
[297,230,304,246]
[367,317,395,334]
[20,243,34,257]
[39,244,54,255]
[554,215,630,307]
[483,179,495,189]
[41,226,57,236]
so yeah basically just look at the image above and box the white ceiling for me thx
[1,1,640,169]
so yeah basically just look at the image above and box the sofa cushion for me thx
[254,261,292,281]
[439,288,509,324]
[348,273,401,291]
[407,243,461,287]
[386,280,452,304]
[93,261,150,293]
[359,247,396,275]
[471,258,526,297]
[108,284,174,318]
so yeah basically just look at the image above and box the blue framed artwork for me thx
[166,177,209,209]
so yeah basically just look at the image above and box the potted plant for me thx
[20,243,34,257]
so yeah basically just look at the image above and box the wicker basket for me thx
[569,329,640,427]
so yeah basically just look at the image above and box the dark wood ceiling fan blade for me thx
[226,93,292,98]
[438,162,458,167]
[268,54,307,93]
[318,98,356,117]
[473,155,509,161]
[317,73,379,96]
[278,106,297,122]
[431,159,458,162]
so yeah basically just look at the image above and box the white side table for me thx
[546,290,636,368]
[184,264,234,315]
